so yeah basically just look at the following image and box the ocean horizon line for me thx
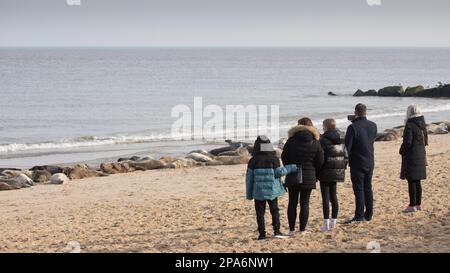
[2,45,450,49]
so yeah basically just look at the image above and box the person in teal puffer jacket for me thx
[246,135,298,240]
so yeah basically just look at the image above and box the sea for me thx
[1,47,449,168]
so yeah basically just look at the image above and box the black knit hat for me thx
[253,135,274,155]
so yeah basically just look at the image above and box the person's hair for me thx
[355,103,367,117]
[323,119,336,130]
[406,104,423,120]
[298,117,314,126]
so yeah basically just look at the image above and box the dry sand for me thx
[0,135,449,253]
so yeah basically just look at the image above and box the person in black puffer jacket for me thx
[281,117,324,235]
[318,119,348,232]
[400,105,428,213]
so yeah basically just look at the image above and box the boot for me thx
[320,219,330,232]
[330,218,337,229]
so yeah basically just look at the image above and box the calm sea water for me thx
[0,47,449,168]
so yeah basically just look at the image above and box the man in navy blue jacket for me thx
[344,103,378,223]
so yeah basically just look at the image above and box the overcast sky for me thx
[0,0,449,47]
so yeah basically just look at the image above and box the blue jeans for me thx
[350,168,374,220]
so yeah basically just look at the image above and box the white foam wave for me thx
[0,135,170,154]
[321,103,450,126]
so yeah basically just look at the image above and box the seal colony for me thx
[0,140,255,191]
[0,121,449,192]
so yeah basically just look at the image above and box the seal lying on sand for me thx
[207,155,250,166]
[100,162,133,174]
[117,156,141,162]
[1,170,33,179]
[0,182,20,191]
[166,158,199,169]
[129,159,166,171]
[14,174,35,187]
[188,149,211,156]
[30,165,65,175]
[50,173,70,185]
[217,147,250,157]
[101,162,137,174]
[186,152,214,163]
[209,140,252,156]
[65,164,108,179]
[32,170,52,183]
[159,156,176,164]
[0,174,34,190]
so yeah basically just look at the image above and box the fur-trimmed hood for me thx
[288,125,320,140]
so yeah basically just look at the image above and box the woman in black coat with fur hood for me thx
[400,105,428,213]
[281,118,324,235]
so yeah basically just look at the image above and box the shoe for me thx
[299,230,310,235]
[415,206,422,211]
[402,206,417,213]
[274,230,288,239]
[320,226,330,232]
[343,218,364,225]
[330,219,337,229]
[287,230,295,237]
[320,219,330,232]
[258,234,266,240]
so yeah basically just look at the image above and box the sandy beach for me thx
[0,134,449,253]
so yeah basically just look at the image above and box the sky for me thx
[0,0,449,47]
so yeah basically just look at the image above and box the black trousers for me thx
[254,199,280,235]
[320,182,339,219]
[350,168,374,221]
[287,188,312,232]
[407,180,422,206]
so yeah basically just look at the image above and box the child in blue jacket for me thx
[246,135,298,240]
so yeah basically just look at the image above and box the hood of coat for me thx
[321,128,345,145]
[288,125,320,140]
[408,116,426,130]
